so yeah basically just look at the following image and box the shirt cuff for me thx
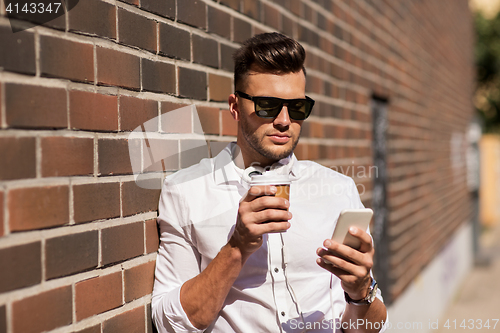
[154,286,205,333]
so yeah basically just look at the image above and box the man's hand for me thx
[229,185,292,261]
[316,227,374,300]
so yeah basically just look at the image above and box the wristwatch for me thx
[344,278,378,306]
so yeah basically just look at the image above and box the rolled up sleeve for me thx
[152,181,204,333]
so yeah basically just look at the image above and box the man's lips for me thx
[268,133,291,143]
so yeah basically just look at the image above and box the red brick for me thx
[208,6,231,39]
[124,261,156,302]
[101,222,144,265]
[0,305,5,333]
[242,0,260,19]
[75,272,122,321]
[40,35,94,83]
[120,0,139,5]
[5,83,67,129]
[208,141,228,158]
[253,26,267,36]
[310,122,324,138]
[221,44,237,72]
[141,59,176,94]
[147,304,154,333]
[103,307,145,333]
[298,25,319,47]
[120,96,158,131]
[282,14,295,37]
[161,102,191,133]
[0,191,3,237]
[209,74,232,102]
[145,219,159,254]
[177,0,206,29]
[73,183,120,223]
[233,17,251,43]
[192,35,219,68]
[195,106,220,135]
[7,1,65,30]
[289,0,301,16]
[122,181,160,217]
[302,122,312,138]
[41,137,94,177]
[302,3,313,21]
[118,9,157,52]
[96,47,140,90]
[220,0,240,10]
[263,3,281,30]
[294,143,306,160]
[9,186,69,232]
[0,26,35,75]
[141,0,175,19]
[0,242,41,293]
[159,24,191,61]
[70,90,118,131]
[142,139,180,172]
[221,110,237,136]
[0,137,36,180]
[98,139,132,175]
[307,144,319,160]
[45,231,99,279]
[12,286,72,333]
[180,139,210,168]
[69,0,117,39]
[178,67,207,100]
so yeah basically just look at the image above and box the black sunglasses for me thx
[236,91,314,120]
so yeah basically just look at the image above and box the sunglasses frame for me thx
[235,91,314,120]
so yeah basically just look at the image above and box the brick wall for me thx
[0,0,474,332]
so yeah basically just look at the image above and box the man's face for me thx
[230,69,306,167]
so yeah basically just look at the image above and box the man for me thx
[152,32,387,333]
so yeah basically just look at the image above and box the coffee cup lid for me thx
[250,174,291,186]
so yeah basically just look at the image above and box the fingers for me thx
[242,185,278,202]
[239,206,291,225]
[316,257,353,279]
[316,237,373,279]
[316,249,370,279]
[249,195,290,213]
[319,238,372,264]
[239,188,290,224]
[260,221,291,233]
[237,186,292,234]
[347,227,373,253]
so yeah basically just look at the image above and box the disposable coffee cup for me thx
[249,174,291,201]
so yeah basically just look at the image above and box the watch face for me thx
[368,283,378,303]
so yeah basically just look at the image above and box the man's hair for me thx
[233,32,306,90]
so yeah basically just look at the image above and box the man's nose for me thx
[273,105,291,126]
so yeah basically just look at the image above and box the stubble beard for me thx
[240,115,301,163]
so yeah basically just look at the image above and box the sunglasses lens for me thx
[247,95,314,120]
[288,100,309,120]
[255,98,282,118]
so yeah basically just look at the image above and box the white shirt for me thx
[152,143,386,333]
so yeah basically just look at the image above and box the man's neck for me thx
[231,143,278,169]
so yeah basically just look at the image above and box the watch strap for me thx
[344,278,378,306]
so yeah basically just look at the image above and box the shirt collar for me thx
[213,142,300,186]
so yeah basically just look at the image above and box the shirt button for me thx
[274,268,279,273]
[281,311,285,316]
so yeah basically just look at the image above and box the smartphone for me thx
[331,209,373,249]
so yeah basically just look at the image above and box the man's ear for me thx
[228,94,240,121]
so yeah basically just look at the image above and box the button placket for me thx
[268,232,290,325]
